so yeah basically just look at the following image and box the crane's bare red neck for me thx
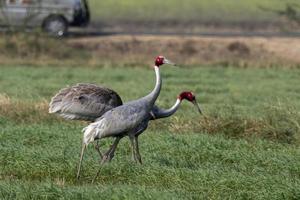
[178,91,195,101]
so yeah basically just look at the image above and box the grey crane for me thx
[78,56,175,180]
[95,91,203,165]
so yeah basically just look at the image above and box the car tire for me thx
[43,16,68,37]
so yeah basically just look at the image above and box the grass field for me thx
[0,65,300,199]
[88,0,299,25]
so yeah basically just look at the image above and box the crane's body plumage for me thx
[81,96,177,145]
[82,66,161,146]
[83,100,150,144]
[49,83,123,121]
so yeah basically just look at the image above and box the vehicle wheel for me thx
[43,16,68,37]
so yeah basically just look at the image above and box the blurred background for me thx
[87,0,300,34]
[0,0,300,67]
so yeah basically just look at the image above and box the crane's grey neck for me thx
[144,66,161,105]
[157,99,181,118]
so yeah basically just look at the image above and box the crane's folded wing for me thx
[49,83,122,121]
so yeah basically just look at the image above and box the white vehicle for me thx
[0,0,90,36]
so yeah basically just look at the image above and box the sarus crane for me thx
[89,91,202,182]
[90,91,202,167]
[78,56,178,180]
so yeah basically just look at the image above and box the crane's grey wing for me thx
[49,83,123,121]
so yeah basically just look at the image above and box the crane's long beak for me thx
[163,58,176,66]
[77,143,86,180]
[192,99,203,114]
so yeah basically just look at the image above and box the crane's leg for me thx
[134,136,142,164]
[129,135,137,162]
[76,142,86,180]
[92,136,122,183]
[94,141,103,160]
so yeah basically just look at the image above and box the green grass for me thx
[1,65,300,199]
[89,0,299,25]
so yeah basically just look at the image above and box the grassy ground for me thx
[88,0,299,25]
[0,65,300,199]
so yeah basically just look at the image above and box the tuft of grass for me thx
[201,108,297,142]
[0,94,59,124]
[151,104,300,144]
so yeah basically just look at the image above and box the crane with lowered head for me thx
[106,91,203,164]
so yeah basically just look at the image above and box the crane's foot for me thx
[101,154,109,164]
[107,153,115,162]
[136,155,143,165]
[100,151,115,164]
[131,154,142,164]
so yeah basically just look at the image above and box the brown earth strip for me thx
[68,35,300,67]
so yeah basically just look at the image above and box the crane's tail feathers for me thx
[49,103,61,113]
[82,119,105,145]
[49,86,72,113]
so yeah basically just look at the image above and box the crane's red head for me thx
[178,91,202,114]
[155,56,175,67]
[178,91,195,101]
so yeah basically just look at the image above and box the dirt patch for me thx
[68,35,300,67]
